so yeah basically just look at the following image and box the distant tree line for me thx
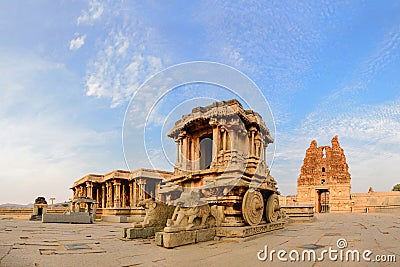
[393,184,400,191]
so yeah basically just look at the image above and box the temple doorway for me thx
[317,189,330,213]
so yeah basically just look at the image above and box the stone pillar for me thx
[264,144,267,162]
[102,185,106,208]
[137,179,142,201]
[255,139,260,158]
[142,179,147,199]
[250,129,255,156]
[114,181,121,208]
[86,182,93,198]
[92,203,97,222]
[96,187,99,203]
[190,138,196,170]
[194,136,200,170]
[129,183,133,207]
[105,183,109,208]
[137,179,147,202]
[122,184,126,208]
[175,139,180,164]
[132,180,138,207]
[107,182,113,208]
[182,133,188,170]
[211,121,219,163]
[222,129,227,151]
[69,201,74,212]
[179,139,183,164]
[155,181,161,201]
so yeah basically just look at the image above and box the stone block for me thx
[196,228,216,243]
[125,227,159,239]
[162,231,196,248]
[155,232,163,246]
[42,213,92,224]
[122,228,127,238]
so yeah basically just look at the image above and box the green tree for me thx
[392,184,400,191]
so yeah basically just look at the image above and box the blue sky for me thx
[0,1,399,204]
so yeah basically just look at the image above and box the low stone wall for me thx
[0,207,67,219]
[101,215,143,223]
[0,207,146,221]
[351,205,400,214]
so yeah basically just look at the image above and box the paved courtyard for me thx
[0,213,399,267]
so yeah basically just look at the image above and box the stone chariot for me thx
[157,100,286,246]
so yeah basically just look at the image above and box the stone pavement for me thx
[0,213,399,267]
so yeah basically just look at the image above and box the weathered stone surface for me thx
[196,228,216,242]
[42,213,92,224]
[155,232,163,246]
[216,221,286,238]
[162,231,196,248]
[125,227,160,239]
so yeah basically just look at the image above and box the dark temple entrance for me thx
[199,135,213,170]
[317,189,330,213]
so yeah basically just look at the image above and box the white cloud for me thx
[222,47,244,67]
[69,34,86,51]
[85,29,164,108]
[77,0,104,25]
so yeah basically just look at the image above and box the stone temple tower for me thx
[297,136,351,213]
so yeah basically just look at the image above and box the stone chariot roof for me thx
[167,99,274,143]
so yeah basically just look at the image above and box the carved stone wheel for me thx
[265,194,280,223]
[242,190,264,226]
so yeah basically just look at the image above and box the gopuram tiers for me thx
[297,136,352,213]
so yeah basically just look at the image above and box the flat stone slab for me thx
[122,227,162,239]
[42,214,92,224]
[216,221,286,238]
[156,228,216,248]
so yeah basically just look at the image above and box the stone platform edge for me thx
[156,228,216,248]
[215,221,287,238]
